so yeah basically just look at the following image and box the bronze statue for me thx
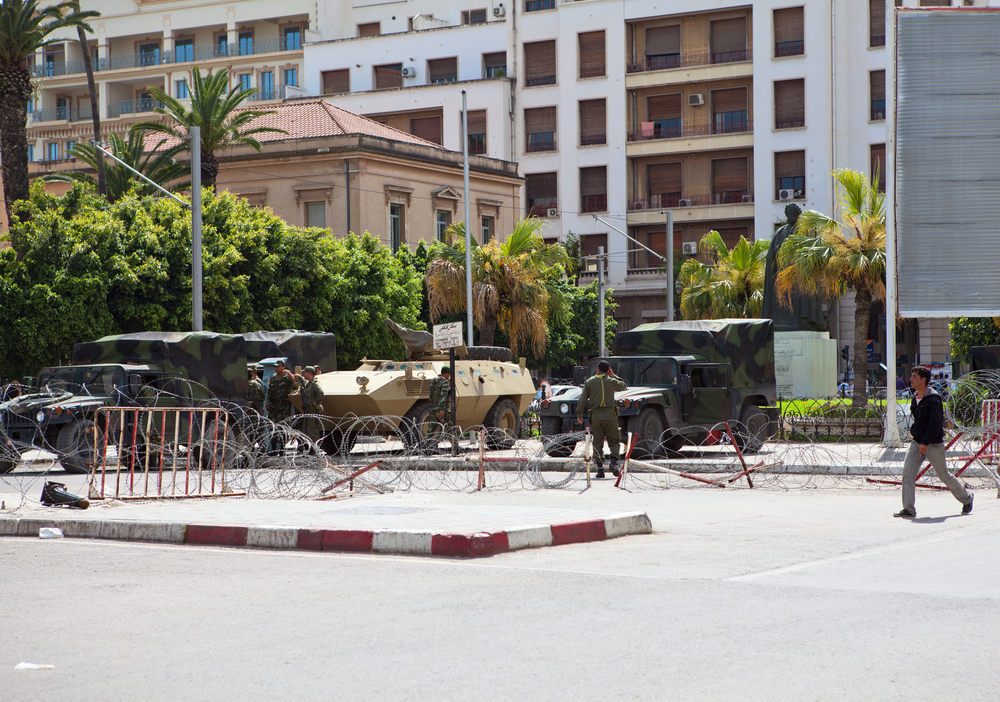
[762,204,827,332]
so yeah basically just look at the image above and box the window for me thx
[482,216,494,244]
[774,7,804,57]
[239,31,254,56]
[645,26,680,69]
[774,79,805,128]
[260,71,274,100]
[648,94,682,138]
[175,79,189,99]
[138,42,160,67]
[239,73,252,91]
[410,115,442,144]
[428,57,457,83]
[45,53,56,77]
[525,107,556,152]
[137,91,154,112]
[526,172,558,217]
[26,97,33,114]
[437,211,451,241]
[712,88,749,133]
[579,31,605,78]
[580,166,608,213]
[871,144,886,192]
[710,17,748,63]
[390,203,404,252]
[47,142,59,161]
[174,38,194,63]
[283,26,302,51]
[525,0,555,10]
[215,33,229,57]
[56,97,68,120]
[358,22,380,38]
[775,151,806,199]
[463,9,487,24]
[483,52,507,78]
[579,99,606,145]
[648,162,682,209]
[712,157,749,203]
[524,41,556,86]
[463,110,487,154]
[870,0,886,47]
[66,140,75,157]
[283,68,297,87]
[581,233,608,262]
[305,202,326,228]
[322,69,350,94]
[870,70,886,120]
[375,63,403,89]
[27,144,33,162]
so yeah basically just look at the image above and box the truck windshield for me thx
[588,358,678,386]
[39,366,125,395]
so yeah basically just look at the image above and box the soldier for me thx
[577,360,627,479]
[266,360,300,423]
[299,366,324,443]
[426,365,452,448]
[248,366,265,415]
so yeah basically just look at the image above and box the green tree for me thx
[0,0,98,250]
[950,318,1000,362]
[425,217,571,356]
[130,66,286,190]
[777,169,886,406]
[679,231,769,320]
[522,279,617,372]
[41,131,190,203]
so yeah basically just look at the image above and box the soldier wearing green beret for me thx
[266,360,300,423]
[577,360,627,478]
[299,366,324,442]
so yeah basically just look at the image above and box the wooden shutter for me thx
[716,227,749,246]
[871,144,887,184]
[526,172,557,199]
[525,106,556,133]
[580,167,606,197]
[870,70,885,101]
[712,157,748,191]
[647,94,681,121]
[579,31,605,77]
[774,79,805,125]
[428,57,457,82]
[375,64,402,89]
[869,0,885,39]
[645,26,680,55]
[484,51,506,69]
[579,99,606,143]
[773,7,804,44]
[525,41,556,82]
[322,69,350,94]
[648,232,667,256]
[648,163,682,194]
[581,233,608,257]
[919,0,950,5]
[411,116,442,144]
[711,17,747,53]
[712,87,747,113]
[358,22,380,37]
[775,151,805,178]
[467,109,486,136]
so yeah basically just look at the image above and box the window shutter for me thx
[375,64,402,89]
[647,93,681,120]
[410,116,442,144]
[580,166,606,197]
[484,51,506,69]
[527,172,558,199]
[467,109,487,135]
[869,0,885,39]
[712,157,748,192]
[711,17,747,53]
[774,79,805,126]
[322,69,350,94]
[579,31,605,77]
[716,227,749,245]
[871,143,887,182]
[648,163,682,194]
[773,7,804,44]
[645,26,680,56]
[428,57,457,82]
[525,106,557,133]
[775,151,806,178]
[358,22,380,37]
[870,70,885,101]
[919,0,950,6]
[525,41,556,83]
[712,87,747,113]
[579,99,606,143]
[581,233,608,257]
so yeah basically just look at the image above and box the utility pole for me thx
[191,126,203,332]
[598,245,606,357]
[462,91,473,347]
[663,209,674,321]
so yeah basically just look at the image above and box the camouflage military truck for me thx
[289,320,536,453]
[539,319,777,457]
[242,330,337,373]
[0,332,249,474]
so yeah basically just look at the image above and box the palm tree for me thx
[776,169,886,406]
[130,66,286,190]
[41,131,190,203]
[0,0,99,250]
[425,217,571,356]
[679,231,770,320]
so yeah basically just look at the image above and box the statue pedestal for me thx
[774,331,838,399]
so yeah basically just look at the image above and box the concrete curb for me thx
[0,511,652,558]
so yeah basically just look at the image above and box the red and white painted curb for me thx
[0,512,652,558]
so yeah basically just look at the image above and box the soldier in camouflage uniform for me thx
[299,366,324,442]
[577,360,627,478]
[425,366,452,448]
[266,360,300,423]
[248,367,265,414]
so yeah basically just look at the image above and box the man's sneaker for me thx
[962,493,974,515]
[893,508,917,518]
[595,470,605,479]
[609,458,620,477]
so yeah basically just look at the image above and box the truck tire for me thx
[737,405,769,453]
[628,408,665,458]
[541,416,577,457]
[0,458,16,474]
[401,400,434,450]
[322,430,358,456]
[57,419,103,474]
[466,346,513,362]
[484,398,520,450]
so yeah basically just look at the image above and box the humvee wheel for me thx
[401,400,435,450]
[540,417,577,457]
[484,398,520,450]
[57,419,103,474]
[321,430,358,456]
[628,408,665,459]
[0,458,16,474]
[736,405,768,453]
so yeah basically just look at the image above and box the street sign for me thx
[433,322,464,349]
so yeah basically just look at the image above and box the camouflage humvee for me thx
[538,319,777,457]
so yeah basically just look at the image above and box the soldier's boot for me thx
[40,481,89,509]
[608,457,620,477]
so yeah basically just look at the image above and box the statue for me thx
[762,204,827,332]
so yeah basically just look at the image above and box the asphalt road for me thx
[3,488,999,701]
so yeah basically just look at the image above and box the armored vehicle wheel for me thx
[628,408,665,459]
[401,400,435,450]
[56,419,103,474]
[321,430,358,456]
[466,346,513,363]
[736,405,768,453]
[541,417,577,457]
[484,398,520,450]
[0,458,16,474]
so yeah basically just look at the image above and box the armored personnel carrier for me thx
[291,320,535,453]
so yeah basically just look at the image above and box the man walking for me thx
[426,365,452,449]
[895,365,973,518]
[577,360,627,479]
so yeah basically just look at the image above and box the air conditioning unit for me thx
[402,67,416,78]
[493,4,506,18]
[778,189,796,201]
[688,93,705,106]
[682,241,698,255]
[632,200,647,210]
[677,198,693,207]
[546,208,558,217]
[741,194,753,203]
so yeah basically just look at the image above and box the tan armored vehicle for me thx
[291,320,535,453]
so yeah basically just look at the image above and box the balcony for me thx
[30,106,93,123]
[630,193,682,211]
[581,194,607,213]
[628,192,753,211]
[108,98,163,118]
[246,84,303,102]
[775,118,805,129]
[715,190,753,205]
[627,49,752,74]
[525,74,556,87]
[580,134,606,146]
[775,41,804,57]
[580,66,606,78]
[526,134,556,153]
[627,121,752,142]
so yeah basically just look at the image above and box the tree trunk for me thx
[0,90,30,256]
[480,316,496,346]
[201,151,218,192]
[852,288,873,407]
[77,26,106,198]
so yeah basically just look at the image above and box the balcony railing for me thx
[527,197,557,217]
[627,267,666,277]
[629,192,753,209]
[627,49,752,74]
[525,74,556,87]
[775,41,804,57]
[627,121,753,142]
[870,35,886,47]
[108,98,163,118]
[30,106,87,122]
[714,190,754,205]
[580,134,606,146]
[581,194,607,213]
[776,118,805,129]
[630,193,682,211]
[579,65,606,78]
[526,135,556,152]
[246,84,299,102]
